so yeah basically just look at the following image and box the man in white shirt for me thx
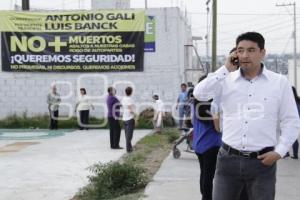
[193,32,300,200]
[47,84,61,130]
[121,87,135,153]
[152,95,165,134]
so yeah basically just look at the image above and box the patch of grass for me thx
[125,152,147,163]
[77,162,147,200]
[164,128,181,143]
[0,113,168,129]
[138,108,175,129]
[0,113,108,129]
[136,117,153,129]
[74,128,180,200]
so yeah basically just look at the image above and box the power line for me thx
[192,14,277,30]
[276,2,297,89]
[209,15,299,41]
[218,18,293,35]
[281,32,292,55]
[189,12,300,16]
[217,20,296,43]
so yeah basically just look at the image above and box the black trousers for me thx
[124,119,135,152]
[196,147,219,200]
[108,117,121,148]
[292,139,299,158]
[79,110,89,130]
[49,110,59,130]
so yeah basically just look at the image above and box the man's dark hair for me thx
[292,86,300,103]
[230,47,237,54]
[125,87,133,96]
[187,87,194,99]
[153,94,159,100]
[181,83,187,87]
[198,75,207,83]
[236,32,265,50]
[80,88,86,95]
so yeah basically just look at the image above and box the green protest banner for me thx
[0,10,145,72]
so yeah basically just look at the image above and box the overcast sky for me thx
[0,0,299,56]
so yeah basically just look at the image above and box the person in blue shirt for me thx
[176,83,188,129]
[192,76,222,200]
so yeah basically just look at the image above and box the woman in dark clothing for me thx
[291,86,300,159]
[192,75,222,200]
[75,88,94,130]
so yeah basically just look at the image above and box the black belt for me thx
[222,143,274,159]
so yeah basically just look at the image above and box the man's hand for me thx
[225,51,239,72]
[257,151,281,166]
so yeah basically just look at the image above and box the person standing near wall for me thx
[291,86,300,159]
[152,94,165,134]
[106,87,122,149]
[121,87,135,153]
[47,84,61,130]
[192,76,222,200]
[75,88,94,130]
[176,83,188,129]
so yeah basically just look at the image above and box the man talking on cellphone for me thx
[193,32,300,200]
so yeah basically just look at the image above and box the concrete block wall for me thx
[0,8,192,119]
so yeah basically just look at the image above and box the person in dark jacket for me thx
[291,86,300,159]
[106,87,122,149]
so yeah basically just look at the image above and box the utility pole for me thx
[275,56,278,73]
[22,0,30,10]
[206,0,210,62]
[276,2,297,89]
[211,0,217,71]
[145,0,148,9]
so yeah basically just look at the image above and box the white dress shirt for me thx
[193,65,300,157]
[121,96,135,121]
[211,97,223,132]
[76,95,93,111]
[155,99,165,112]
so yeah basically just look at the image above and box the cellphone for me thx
[231,57,239,66]
[229,47,239,69]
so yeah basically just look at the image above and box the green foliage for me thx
[0,114,107,129]
[0,114,157,129]
[75,128,179,200]
[138,108,175,129]
[163,128,180,143]
[77,162,147,200]
[136,117,153,129]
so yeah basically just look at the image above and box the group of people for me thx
[47,85,136,153]
[47,85,165,153]
[106,86,135,152]
[47,86,95,131]
[190,32,300,200]
[46,31,300,200]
